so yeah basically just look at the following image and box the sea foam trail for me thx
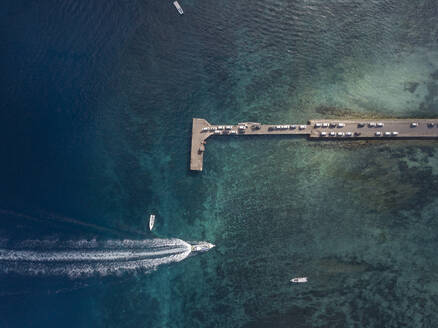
[0,238,192,278]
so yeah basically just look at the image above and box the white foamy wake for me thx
[0,238,192,278]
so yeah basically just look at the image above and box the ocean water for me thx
[1,0,438,327]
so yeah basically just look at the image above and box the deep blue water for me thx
[1,0,438,327]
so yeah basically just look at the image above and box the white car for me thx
[299,125,306,130]
[375,131,382,136]
[338,123,345,128]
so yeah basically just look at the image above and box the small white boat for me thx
[149,214,155,231]
[290,277,307,283]
[173,1,184,15]
[190,242,215,252]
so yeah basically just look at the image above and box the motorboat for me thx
[173,1,184,15]
[290,277,308,283]
[190,242,215,252]
[149,214,155,231]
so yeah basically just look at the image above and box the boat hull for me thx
[149,215,155,231]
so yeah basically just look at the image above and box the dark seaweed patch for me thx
[430,69,438,80]
[404,81,419,93]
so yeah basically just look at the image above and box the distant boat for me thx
[149,214,155,231]
[290,277,307,283]
[173,1,184,15]
[190,242,215,252]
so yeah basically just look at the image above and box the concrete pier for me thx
[190,118,438,171]
[190,118,211,171]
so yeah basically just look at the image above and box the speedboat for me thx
[149,214,155,231]
[173,1,184,15]
[290,277,307,283]
[190,242,215,252]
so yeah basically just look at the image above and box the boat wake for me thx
[0,238,193,278]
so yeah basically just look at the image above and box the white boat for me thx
[173,1,184,15]
[149,214,155,231]
[290,277,307,283]
[190,242,215,252]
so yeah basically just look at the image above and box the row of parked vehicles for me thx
[320,131,399,137]
[317,121,433,129]
[202,125,234,132]
[314,122,386,128]
[271,124,307,130]
[314,122,344,128]
[203,121,435,136]
[320,131,356,137]
[202,123,255,134]
[358,122,384,127]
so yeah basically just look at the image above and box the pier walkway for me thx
[190,118,438,171]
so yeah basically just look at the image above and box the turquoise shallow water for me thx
[1,0,438,327]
